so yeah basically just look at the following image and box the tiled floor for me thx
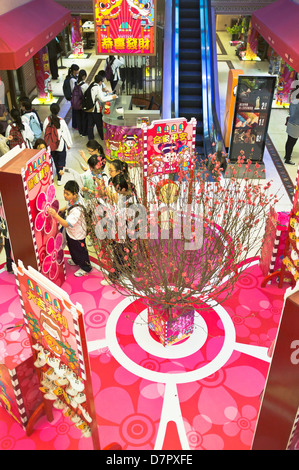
[216,30,296,213]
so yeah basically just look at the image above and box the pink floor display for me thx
[0,256,286,450]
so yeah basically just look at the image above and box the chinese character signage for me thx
[22,148,65,287]
[228,76,276,162]
[142,117,197,176]
[94,0,156,55]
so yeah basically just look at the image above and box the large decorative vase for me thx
[148,303,195,347]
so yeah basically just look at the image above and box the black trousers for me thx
[66,233,92,273]
[49,57,58,80]
[285,135,298,161]
[51,145,66,181]
[77,110,88,136]
[87,111,103,140]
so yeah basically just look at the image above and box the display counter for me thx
[102,95,161,165]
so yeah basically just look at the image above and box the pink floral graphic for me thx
[35,184,59,234]
[42,233,64,280]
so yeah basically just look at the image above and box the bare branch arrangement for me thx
[86,151,279,321]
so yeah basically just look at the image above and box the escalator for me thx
[178,0,204,158]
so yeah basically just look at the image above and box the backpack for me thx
[68,204,94,237]
[82,82,97,112]
[29,113,42,140]
[44,120,60,152]
[105,59,113,82]
[63,75,72,101]
[9,123,26,149]
[71,82,84,110]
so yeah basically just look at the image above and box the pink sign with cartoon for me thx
[21,148,65,287]
[94,0,156,55]
[142,117,197,176]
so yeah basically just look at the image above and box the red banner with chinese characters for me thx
[94,0,156,55]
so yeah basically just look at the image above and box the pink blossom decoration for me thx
[35,184,59,234]
[42,232,64,280]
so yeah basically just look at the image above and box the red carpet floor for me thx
[0,257,286,450]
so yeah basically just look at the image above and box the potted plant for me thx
[226,24,242,41]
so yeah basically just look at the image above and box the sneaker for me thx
[57,180,64,186]
[67,259,77,266]
[74,268,89,277]
[284,159,296,165]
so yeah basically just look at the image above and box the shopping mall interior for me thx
[0,0,299,452]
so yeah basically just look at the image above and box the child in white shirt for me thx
[48,180,92,277]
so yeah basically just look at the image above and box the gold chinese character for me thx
[138,38,150,50]
[126,38,138,50]
[102,37,113,50]
[114,37,125,50]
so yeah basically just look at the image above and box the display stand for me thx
[142,117,197,205]
[13,261,101,450]
[222,69,244,149]
[252,287,299,449]
[0,146,65,287]
[261,167,299,288]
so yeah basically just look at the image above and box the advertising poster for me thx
[104,122,143,164]
[21,148,65,287]
[94,0,156,55]
[142,117,197,176]
[228,76,276,162]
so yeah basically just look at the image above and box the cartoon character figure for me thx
[95,0,123,23]
[122,134,139,159]
[126,0,154,26]
[108,140,121,159]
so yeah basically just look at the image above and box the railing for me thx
[200,0,225,157]
[163,0,225,156]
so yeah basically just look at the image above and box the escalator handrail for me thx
[200,0,225,156]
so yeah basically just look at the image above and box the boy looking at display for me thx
[48,180,92,277]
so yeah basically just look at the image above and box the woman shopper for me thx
[43,103,73,185]
[284,99,299,165]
